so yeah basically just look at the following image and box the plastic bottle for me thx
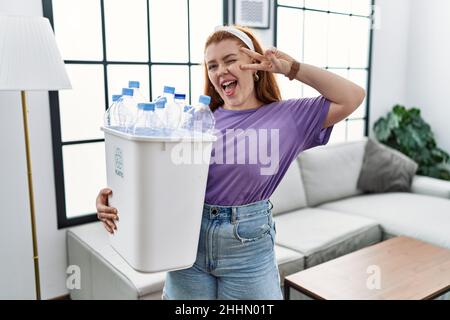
[180,104,195,131]
[117,88,138,133]
[154,96,168,132]
[128,80,147,103]
[104,94,122,129]
[174,93,186,109]
[163,86,182,132]
[132,102,157,136]
[192,95,215,134]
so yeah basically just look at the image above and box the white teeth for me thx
[221,80,237,89]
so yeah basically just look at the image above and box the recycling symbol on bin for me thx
[114,147,124,178]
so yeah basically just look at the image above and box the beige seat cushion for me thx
[298,138,367,206]
[274,208,381,268]
[270,160,308,216]
[319,192,450,248]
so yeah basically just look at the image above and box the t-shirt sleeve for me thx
[285,95,334,151]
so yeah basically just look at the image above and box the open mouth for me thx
[221,80,238,96]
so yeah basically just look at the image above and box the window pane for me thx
[189,0,223,64]
[63,142,106,218]
[351,0,372,16]
[277,7,303,63]
[329,0,351,13]
[190,65,206,105]
[278,0,304,7]
[349,16,370,68]
[348,69,368,119]
[52,0,103,60]
[104,0,148,62]
[304,0,329,11]
[277,74,301,99]
[304,10,328,67]
[151,65,190,101]
[59,64,105,142]
[347,119,365,141]
[107,64,150,104]
[328,14,350,67]
[149,0,189,62]
[328,120,346,144]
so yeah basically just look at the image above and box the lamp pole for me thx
[21,90,41,300]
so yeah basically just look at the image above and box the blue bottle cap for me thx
[138,103,155,111]
[175,93,186,100]
[155,97,167,108]
[128,81,140,88]
[142,102,155,111]
[163,86,175,94]
[122,88,134,96]
[112,95,121,102]
[199,95,211,105]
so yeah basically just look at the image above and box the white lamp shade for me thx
[0,15,71,91]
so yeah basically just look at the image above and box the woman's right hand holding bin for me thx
[96,188,119,234]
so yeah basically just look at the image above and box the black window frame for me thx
[274,0,375,138]
[42,0,229,229]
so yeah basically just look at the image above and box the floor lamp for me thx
[0,15,71,300]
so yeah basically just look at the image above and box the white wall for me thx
[0,0,68,299]
[406,0,450,154]
[368,0,411,137]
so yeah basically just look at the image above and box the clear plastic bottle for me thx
[132,102,157,136]
[163,86,182,132]
[154,96,168,133]
[192,95,215,134]
[117,88,138,133]
[174,93,186,109]
[104,94,122,129]
[180,104,195,131]
[128,80,147,103]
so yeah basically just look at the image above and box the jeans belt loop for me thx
[231,207,237,224]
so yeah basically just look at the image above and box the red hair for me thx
[203,25,281,112]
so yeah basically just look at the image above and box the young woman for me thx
[96,25,365,300]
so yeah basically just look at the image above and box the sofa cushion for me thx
[274,208,381,268]
[357,139,418,193]
[319,193,450,248]
[298,138,367,206]
[270,160,308,216]
[67,222,166,299]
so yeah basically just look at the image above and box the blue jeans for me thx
[163,199,283,300]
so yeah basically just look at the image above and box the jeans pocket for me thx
[233,211,271,243]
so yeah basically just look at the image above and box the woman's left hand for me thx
[239,47,294,76]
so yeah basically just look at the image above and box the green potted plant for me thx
[373,105,450,181]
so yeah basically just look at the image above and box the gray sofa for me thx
[67,137,450,299]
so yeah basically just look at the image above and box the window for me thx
[275,0,374,144]
[43,0,227,228]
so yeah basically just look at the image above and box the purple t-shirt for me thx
[205,95,333,206]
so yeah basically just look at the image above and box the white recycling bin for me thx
[102,127,216,273]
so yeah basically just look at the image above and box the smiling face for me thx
[205,39,261,110]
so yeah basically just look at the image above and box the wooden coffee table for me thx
[284,236,450,300]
